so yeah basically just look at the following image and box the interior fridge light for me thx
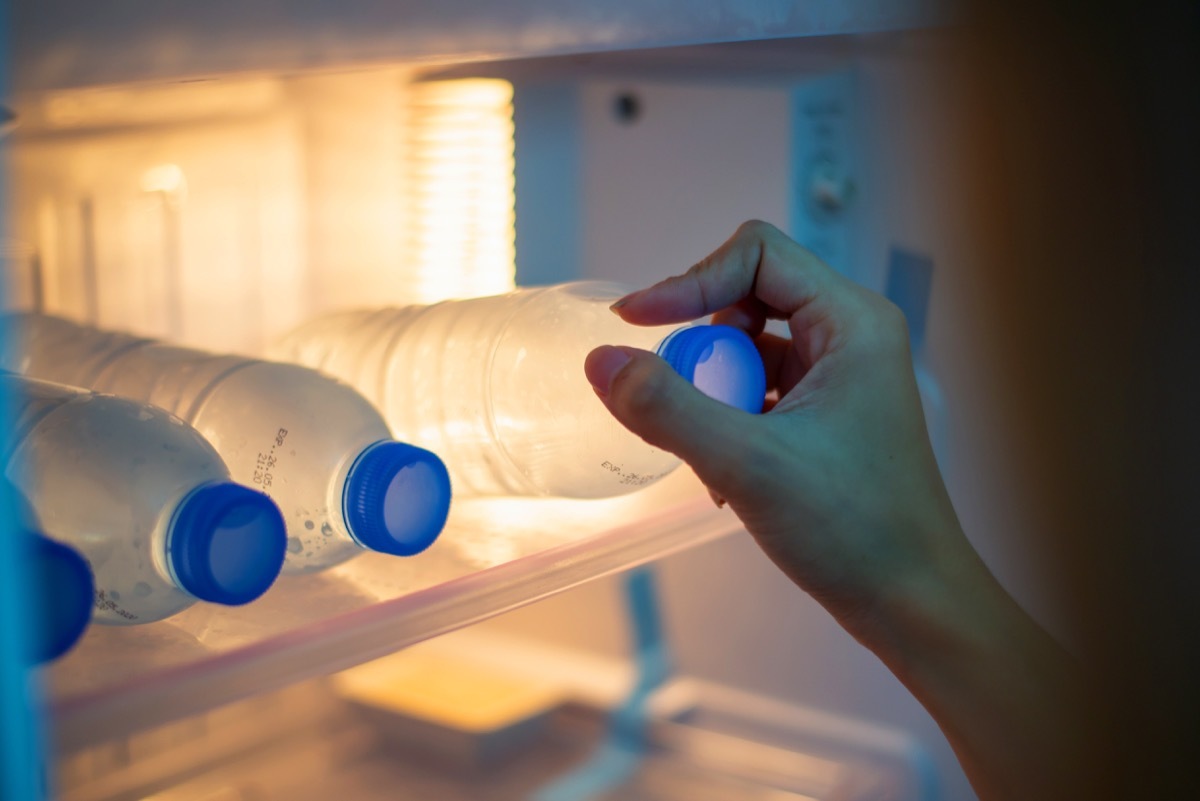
[405,79,516,302]
[40,78,283,130]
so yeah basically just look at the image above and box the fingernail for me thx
[707,488,727,509]
[609,291,639,313]
[585,345,633,397]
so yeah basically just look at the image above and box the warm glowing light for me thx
[406,79,516,303]
[332,647,564,733]
[140,163,188,202]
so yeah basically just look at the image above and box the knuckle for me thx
[836,290,912,359]
[876,296,910,334]
[861,295,912,355]
[737,219,781,242]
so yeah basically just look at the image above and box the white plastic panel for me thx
[5,69,462,354]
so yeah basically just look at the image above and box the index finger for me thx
[612,220,841,326]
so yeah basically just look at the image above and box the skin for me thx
[584,220,1101,801]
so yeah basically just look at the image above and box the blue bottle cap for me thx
[168,482,287,606]
[656,324,767,414]
[29,534,94,662]
[343,440,452,557]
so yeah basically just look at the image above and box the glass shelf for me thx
[43,469,742,752]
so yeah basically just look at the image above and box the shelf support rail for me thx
[531,565,672,801]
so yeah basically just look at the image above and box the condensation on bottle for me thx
[271,281,766,499]
[2,314,452,575]
[1,374,286,625]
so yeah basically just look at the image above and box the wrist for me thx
[841,510,1000,688]
[848,518,1100,801]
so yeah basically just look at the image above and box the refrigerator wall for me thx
[2,6,1056,801]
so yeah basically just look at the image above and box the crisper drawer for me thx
[55,630,930,801]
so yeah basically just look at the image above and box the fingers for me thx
[585,345,755,487]
[710,296,770,336]
[754,332,809,397]
[612,220,842,326]
[706,487,727,508]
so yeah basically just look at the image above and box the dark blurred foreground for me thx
[958,1,1198,795]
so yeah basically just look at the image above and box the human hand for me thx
[587,222,1101,801]
[584,220,971,638]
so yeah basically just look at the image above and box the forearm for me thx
[859,538,1103,801]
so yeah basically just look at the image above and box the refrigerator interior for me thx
[1,17,1050,801]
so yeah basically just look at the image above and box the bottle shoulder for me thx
[532,280,632,306]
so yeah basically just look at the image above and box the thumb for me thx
[585,344,756,487]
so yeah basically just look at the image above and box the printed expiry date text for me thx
[253,427,289,490]
[600,460,660,487]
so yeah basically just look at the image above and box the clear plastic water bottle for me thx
[271,281,766,498]
[3,314,452,575]
[1,479,94,661]
[1,374,287,625]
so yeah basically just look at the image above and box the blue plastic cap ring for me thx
[343,441,452,557]
[168,482,287,606]
[656,324,767,414]
[29,535,94,662]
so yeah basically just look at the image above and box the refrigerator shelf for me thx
[43,469,741,752]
